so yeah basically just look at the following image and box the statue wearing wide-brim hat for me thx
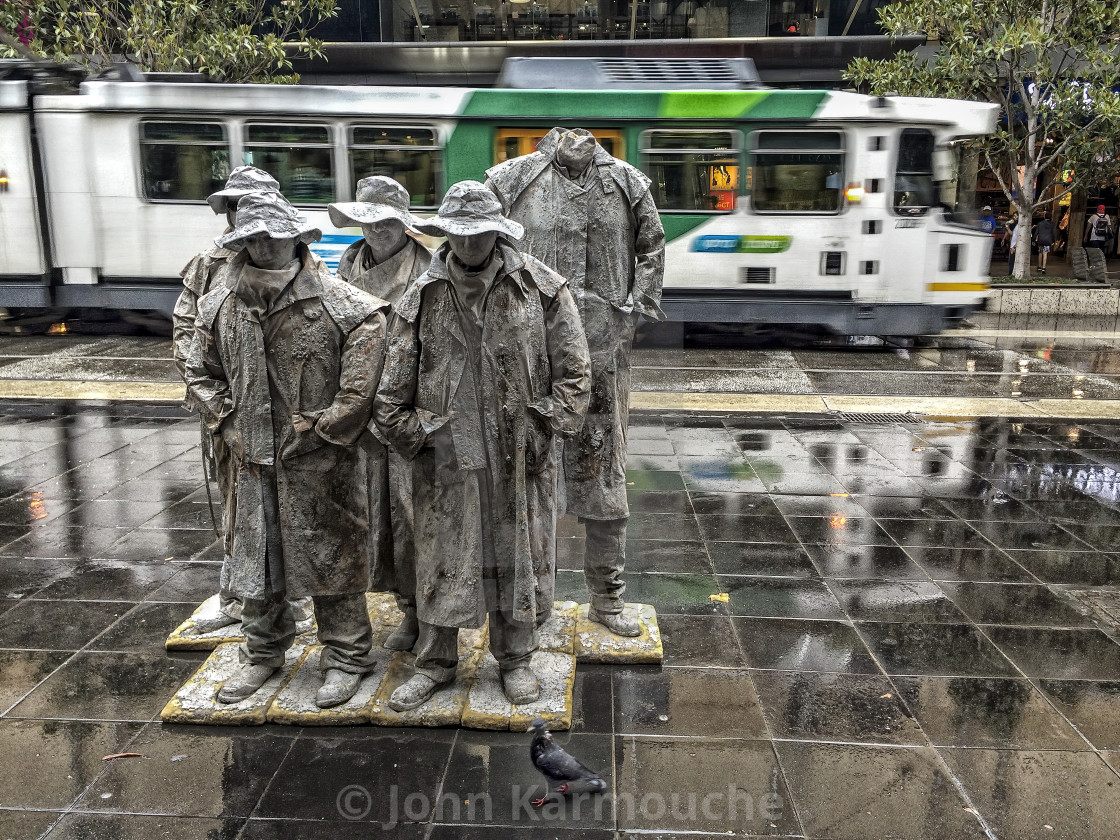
[330,176,433,658]
[412,181,524,240]
[216,192,322,252]
[327,176,426,231]
[373,177,590,712]
[172,164,285,639]
[206,165,280,215]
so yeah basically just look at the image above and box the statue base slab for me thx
[575,603,663,663]
[267,645,392,726]
[160,642,302,725]
[164,595,246,650]
[461,650,576,731]
[160,597,660,729]
[369,628,485,727]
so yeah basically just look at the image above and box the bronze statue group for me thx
[172,128,666,713]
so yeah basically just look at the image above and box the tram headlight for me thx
[845,183,864,203]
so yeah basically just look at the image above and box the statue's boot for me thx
[315,668,362,709]
[192,611,240,635]
[389,673,448,712]
[217,663,277,703]
[588,605,641,638]
[384,607,419,651]
[501,666,540,704]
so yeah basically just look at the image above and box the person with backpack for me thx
[1085,205,1113,254]
[1035,215,1057,274]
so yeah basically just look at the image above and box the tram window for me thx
[140,121,230,202]
[894,129,936,216]
[640,130,740,213]
[244,123,334,205]
[349,126,440,208]
[751,131,844,214]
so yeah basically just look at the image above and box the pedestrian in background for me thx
[977,205,996,234]
[1085,205,1113,256]
[1034,215,1056,275]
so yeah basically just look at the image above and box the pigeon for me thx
[528,717,606,806]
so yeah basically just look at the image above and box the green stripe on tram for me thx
[461,90,662,119]
[461,89,831,121]
[657,91,770,119]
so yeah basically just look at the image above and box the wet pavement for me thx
[4,313,1120,412]
[2,397,1120,839]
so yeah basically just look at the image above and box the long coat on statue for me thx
[374,240,591,629]
[337,236,431,597]
[186,245,389,599]
[485,127,666,521]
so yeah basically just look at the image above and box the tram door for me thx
[887,128,938,302]
[494,128,624,163]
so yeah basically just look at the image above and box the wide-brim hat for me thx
[207,165,280,214]
[413,181,523,240]
[216,192,321,251]
[327,175,424,230]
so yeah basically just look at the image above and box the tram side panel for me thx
[34,104,101,289]
[0,81,49,299]
[89,112,214,285]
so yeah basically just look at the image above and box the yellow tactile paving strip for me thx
[1,378,1118,420]
[630,391,1120,419]
[0,379,185,402]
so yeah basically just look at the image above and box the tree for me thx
[846,0,1120,278]
[0,0,339,84]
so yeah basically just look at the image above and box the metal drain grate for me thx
[832,411,924,424]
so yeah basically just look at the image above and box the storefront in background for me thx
[369,0,887,42]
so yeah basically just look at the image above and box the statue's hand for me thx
[220,419,245,465]
[279,414,328,460]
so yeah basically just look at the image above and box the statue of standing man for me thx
[329,176,432,653]
[172,165,280,634]
[486,127,666,636]
[186,192,389,709]
[374,181,591,709]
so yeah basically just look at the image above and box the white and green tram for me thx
[0,57,996,335]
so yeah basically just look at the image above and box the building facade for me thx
[310,0,892,44]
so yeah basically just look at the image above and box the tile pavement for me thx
[2,401,1120,838]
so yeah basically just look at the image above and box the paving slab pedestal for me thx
[161,595,661,730]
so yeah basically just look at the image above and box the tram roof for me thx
[31,80,995,134]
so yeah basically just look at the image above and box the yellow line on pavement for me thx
[631,392,828,413]
[1,379,1118,420]
[632,391,1120,419]
[0,379,185,402]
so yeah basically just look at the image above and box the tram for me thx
[0,57,997,335]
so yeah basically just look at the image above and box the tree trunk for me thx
[1067,187,1087,261]
[1012,160,1036,279]
[1013,203,1034,278]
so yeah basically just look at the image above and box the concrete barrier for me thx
[986,285,1120,315]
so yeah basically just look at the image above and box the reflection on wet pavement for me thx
[7,316,1120,409]
[2,400,1120,838]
